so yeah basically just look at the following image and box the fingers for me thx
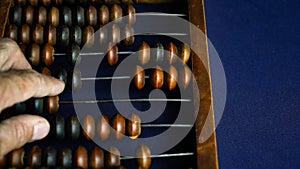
[0,115,50,156]
[0,38,31,71]
[0,69,65,112]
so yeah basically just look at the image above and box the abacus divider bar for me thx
[120,152,194,160]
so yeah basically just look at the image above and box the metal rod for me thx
[59,98,191,104]
[121,152,194,160]
[141,124,193,128]
[81,76,150,81]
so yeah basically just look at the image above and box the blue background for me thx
[205,0,300,168]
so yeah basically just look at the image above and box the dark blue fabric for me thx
[205,0,300,168]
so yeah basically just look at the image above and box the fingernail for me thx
[31,121,50,141]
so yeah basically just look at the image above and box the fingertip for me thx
[50,77,66,95]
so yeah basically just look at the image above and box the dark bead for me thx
[106,147,120,168]
[32,24,44,45]
[138,41,150,65]
[42,0,51,6]
[75,146,88,169]
[179,65,192,89]
[9,148,24,168]
[14,102,26,113]
[97,115,110,140]
[99,26,108,46]
[61,7,72,27]
[41,67,51,76]
[28,43,40,66]
[37,6,47,26]
[19,43,27,54]
[86,6,97,26]
[55,68,67,84]
[12,5,22,26]
[27,145,42,167]
[71,25,82,45]
[67,115,80,140]
[134,66,145,90]
[15,0,26,6]
[111,24,120,44]
[89,147,104,169]
[127,113,141,139]
[166,65,178,91]
[73,6,85,27]
[0,155,7,168]
[33,98,43,114]
[68,43,81,66]
[44,147,57,167]
[24,5,34,25]
[99,5,109,25]
[45,96,59,115]
[111,113,125,140]
[68,69,82,91]
[5,24,18,41]
[52,0,63,5]
[83,25,94,47]
[58,25,70,47]
[125,5,136,25]
[110,4,122,22]
[45,25,56,45]
[58,148,72,168]
[53,115,65,139]
[28,0,38,6]
[136,144,151,169]
[48,7,59,27]
[168,42,178,64]
[180,43,191,64]
[150,66,164,89]
[123,24,134,46]
[107,43,118,66]
[20,24,30,44]
[42,43,54,66]
[154,42,164,64]
[83,115,95,140]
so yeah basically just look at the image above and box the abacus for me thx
[0,0,218,168]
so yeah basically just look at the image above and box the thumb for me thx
[0,115,50,156]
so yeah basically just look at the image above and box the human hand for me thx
[0,38,65,156]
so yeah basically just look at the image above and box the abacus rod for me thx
[120,152,194,160]
[136,13,186,17]
[81,76,150,81]
[59,98,191,104]
[53,51,134,56]
[141,124,193,127]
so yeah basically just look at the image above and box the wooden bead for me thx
[41,67,51,76]
[0,155,7,168]
[180,43,191,64]
[52,0,63,6]
[97,115,110,140]
[42,0,51,6]
[28,0,38,6]
[73,6,85,27]
[86,6,97,26]
[111,113,125,140]
[134,66,145,90]
[150,66,164,89]
[58,148,72,168]
[24,5,34,25]
[33,98,43,114]
[61,7,72,27]
[83,115,95,140]
[136,144,151,169]
[138,41,150,65]
[55,68,67,84]
[154,42,164,63]
[83,26,94,47]
[107,43,118,66]
[68,69,82,91]
[27,145,42,167]
[166,65,178,90]
[126,5,136,25]
[48,7,59,27]
[9,148,24,168]
[67,115,80,140]
[44,147,57,167]
[106,147,120,168]
[123,24,134,46]
[68,43,81,66]
[75,146,88,169]
[32,24,44,45]
[20,24,30,44]
[58,25,70,47]
[168,42,178,64]
[42,43,54,66]
[180,65,192,89]
[71,25,82,45]
[89,147,104,169]
[5,24,18,41]
[99,26,108,46]
[37,6,47,26]
[45,96,59,115]
[127,113,141,139]
[110,4,122,22]
[99,5,109,25]
[45,25,56,45]
[28,43,40,66]
[111,24,120,44]
[15,0,26,6]
[53,115,65,139]
[12,5,22,26]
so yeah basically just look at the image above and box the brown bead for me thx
[37,6,47,26]
[58,25,70,47]
[48,7,59,27]
[71,25,82,45]
[110,4,122,22]
[28,43,40,66]
[166,65,178,90]
[99,26,108,46]
[24,5,34,25]
[111,24,120,44]
[83,26,94,47]
[20,24,30,44]
[123,24,134,46]
[127,113,141,139]
[61,7,72,27]
[138,41,150,65]
[42,43,54,66]
[154,42,164,63]
[134,66,145,90]
[42,0,51,6]
[28,0,38,6]
[86,6,97,26]
[106,147,120,168]
[97,115,110,140]
[58,148,72,168]
[168,42,178,64]
[45,147,57,167]
[75,146,88,169]
[32,24,44,45]
[89,147,104,169]
[136,144,151,169]
[180,43,191,64]
[180,65,192,89]
[0,155,6,168]
[12,5,22,26]
[83,115,95,140]
[126,5,136,25]
[67,115,80,140]
[73,6,85,27]
[107,43,118,66]
[9,148,24,168]
[150,66,164,89]
[45,96,59,114]
[111,113,125,140]
[45,25,57,45]
[99,5,109,25]
[27,145,42,167]
[5,24,18,41]
[52,0,63,6]
[41,67,51,76]
[15,0,26,6]
[68,69,82,91]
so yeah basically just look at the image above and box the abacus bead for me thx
[68,69,82,91]
[46,96,59,114]
[89,147,104,169]
[48,7,59,27]
[86,6,97,26]
[58,25,70,47]
[42,43,54,66]
[32,24,44,44]
[15,102,27,113]
[55,68,67,84]
[5,24,18,41]
[61,7,72,27]
[134,65,145,90]
[0,155,6,168]
[58,148,72,168]
[155,42,164,63]
[24,5,34,25]
[138,41,150,65]
[99,26,108,46]
[37,6,47,26]
[12,6,22,26]
[166,65,178,90]
[97,115,110,140]
[111,24,120,44]
[27,145,42,167]
[151,66,164,89]
[9,148,24,168]
[126,5,136,25]
[180,43,191,64]
[67,115,80,140]
[15,0,26,6]
[123,24,134,46]
[68,44,81,66]
[20,24,30,44]
[28,43,40,66]
[52,0,63,6]
[54,115,65,139]
[99,5,109,25]
[28,0,38,6]
[44,147,57,167]
[83,26,94,47]
[83,115,95,140]
[73,6,85,27]
[33,98,43,114]
[71,25,82,45]
[19,43,27,54]
[110,4,122,22]
[136,144,151,169]
[41,67,51,76]
[107,43,118,66]
[168,42,178,64]
[42,0,51,6]
[180,65,192,89]
[106,147,120,168]
[75,146,88,169]
[127,113,141,139]
[111,113,125,140]
[45,25,56,45]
